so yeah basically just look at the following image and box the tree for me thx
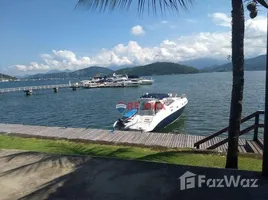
[226,0,268,170]
[225,0,245,169]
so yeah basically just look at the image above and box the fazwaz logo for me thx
[116,102,127,113]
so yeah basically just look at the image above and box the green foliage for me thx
[0,135,262,171]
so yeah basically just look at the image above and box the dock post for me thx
[53,87,59,93]
[254,112,260,141]
[24,89,33,96]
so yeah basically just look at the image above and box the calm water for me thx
[0,72,265,137]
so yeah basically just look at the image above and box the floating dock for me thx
[0,123,250,153]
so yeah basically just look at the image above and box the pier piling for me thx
[24,89,32,96]
[53,87,59,93]
[72,87,77,91]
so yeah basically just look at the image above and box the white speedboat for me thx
[128,75,154,85]
[140,77,154,85]
[113,93,188,132]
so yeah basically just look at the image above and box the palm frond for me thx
[75,0,194,15]
[256,0,268,8]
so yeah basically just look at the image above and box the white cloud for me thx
[131,25,145,35]
[9,13,267,75]
[210,12,231,27]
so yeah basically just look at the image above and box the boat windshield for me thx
[138,99,155,116]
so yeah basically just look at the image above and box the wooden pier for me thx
[0,83,79,95]
[0,123,249,152]
[0,82,140,95]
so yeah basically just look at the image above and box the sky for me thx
[0,0,267,76]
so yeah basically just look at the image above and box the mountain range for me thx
[24,62,199,79]
[26,66,113,79]
[204,55,266,72]
[180,58,227,69]
[2,54,266,79]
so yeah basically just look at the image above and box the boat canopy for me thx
[140,93,169,100]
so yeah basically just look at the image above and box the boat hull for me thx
[152,106,185,132]
[123,82,140,87]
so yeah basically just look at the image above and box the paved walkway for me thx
[0,149,267,200]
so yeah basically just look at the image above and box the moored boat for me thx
[113,93,188,132]
[128,75,154,85]
[140,77,154,85]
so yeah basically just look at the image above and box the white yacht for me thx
[113,93,188,132]
[79,80,99,88]
[140,77,154,85]
[112,73,128,81]
[110,73,139,87]
[128,75,154,85]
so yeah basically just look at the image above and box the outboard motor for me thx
[113,109,138,131]
[113,118,126,130]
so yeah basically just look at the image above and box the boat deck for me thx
[0,123,247,152]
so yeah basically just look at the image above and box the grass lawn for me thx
[0,134,262,171]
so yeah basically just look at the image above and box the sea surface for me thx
[0,71,265,138]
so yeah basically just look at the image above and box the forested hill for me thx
[0,73,17,80]
[26,66,113,79]
[115,62,199,76]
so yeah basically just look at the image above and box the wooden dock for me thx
[0,83,79,95]
[0,82,141,95]
[0,123,248,152]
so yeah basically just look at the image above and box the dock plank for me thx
[107,131,125,142]
[0,123,258,153]
[174,134,182,148]
[166,134,174,148]
[114,131,131,143]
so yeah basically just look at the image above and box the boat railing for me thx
[180,93,187,98]
[168,93,183,98]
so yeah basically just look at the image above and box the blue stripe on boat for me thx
[153,106,185,131]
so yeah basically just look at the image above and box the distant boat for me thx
[128,75,154,85]
[79,80,98,88]
[109,73,139,87]
[113,93,188,132]
[112,79,139,87]
[140,77,154,85]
